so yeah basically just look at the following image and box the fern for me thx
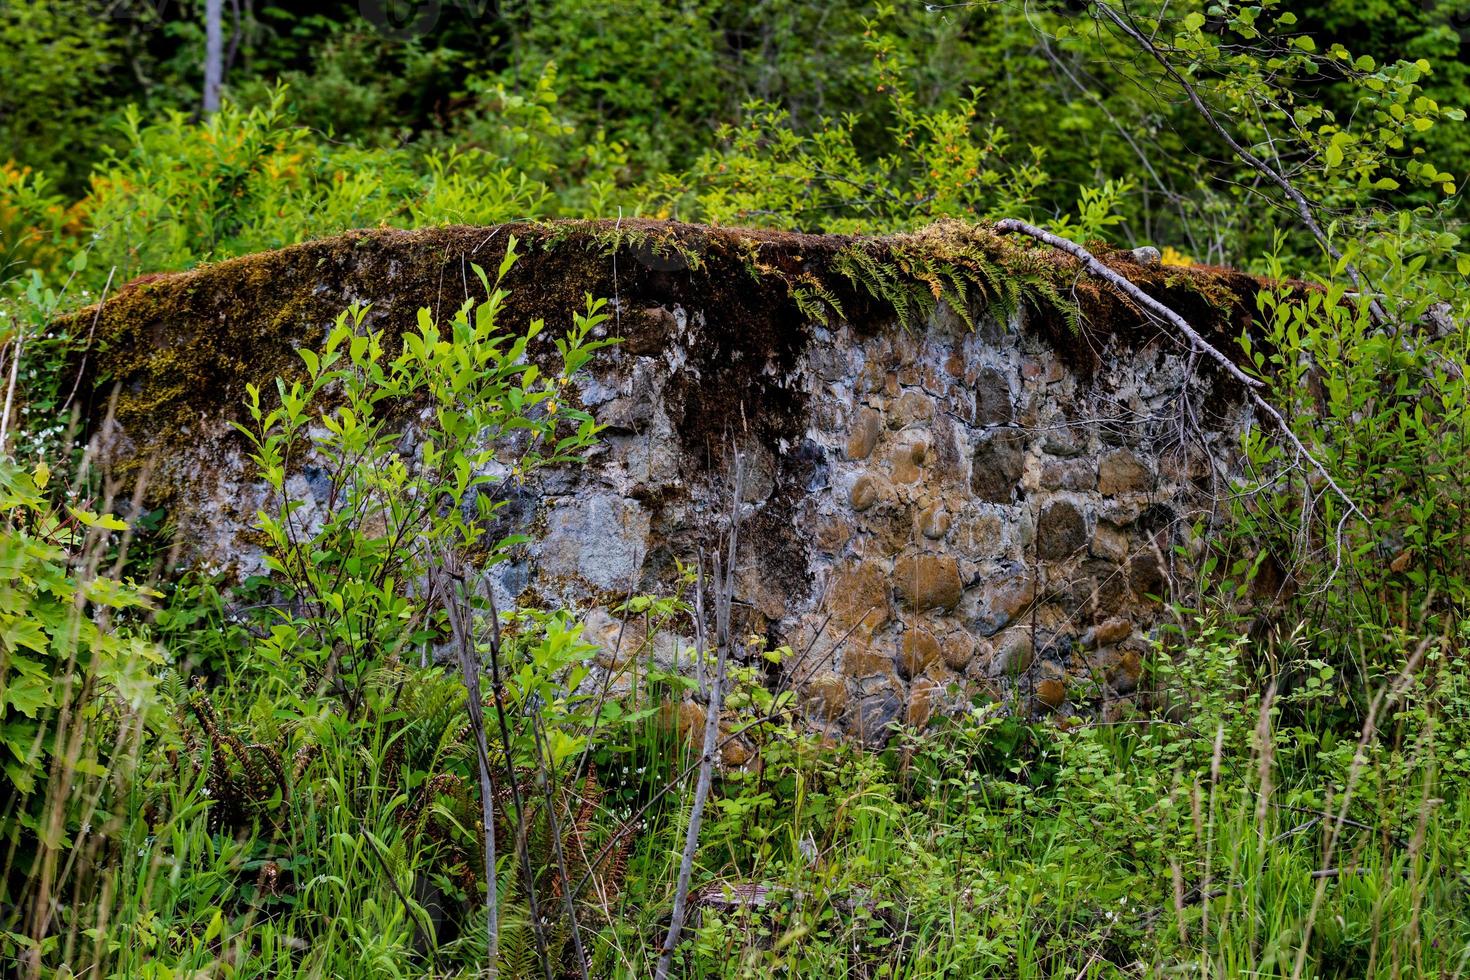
[829,226,1083,335]
[790,278,847,325]
[836,245,934,331]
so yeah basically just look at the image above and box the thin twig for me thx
[61,266,115,417]
[482,584,556,980]
[1267,802,1407,848]
[527,698,591,980]
[442,570,500,980]
[1310,867,1366,880]
[0,324,25,454]
[655,452,745,980]
[993,218,1367,535]
[566,709,782,905]
[1089,0,1390,328]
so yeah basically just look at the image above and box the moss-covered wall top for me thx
[59,219,1273,741]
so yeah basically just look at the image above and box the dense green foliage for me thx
[3,0,1470,976]
[3,0,1467,278]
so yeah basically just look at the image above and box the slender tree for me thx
[202,0,223,114]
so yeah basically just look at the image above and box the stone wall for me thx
[63,220,1265,742]
[565,298,1245,743]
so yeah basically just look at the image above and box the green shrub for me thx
[58,241,619,976]
[77,91,555,286]
[0,3,125,190]
[0,458,167,968]
[0,460,164,795]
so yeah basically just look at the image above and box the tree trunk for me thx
[202,0,224,114]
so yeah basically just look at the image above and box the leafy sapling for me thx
[234,235,614,715]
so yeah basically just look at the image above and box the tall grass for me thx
[4,521,1470,977]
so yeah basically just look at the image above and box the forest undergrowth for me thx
[4,0,1470,976]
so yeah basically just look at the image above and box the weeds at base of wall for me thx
[7,236,1470,979]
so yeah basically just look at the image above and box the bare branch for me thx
[441,569,499,980]
[526,698,590,980]
[1089,0,1391,328]
[656,451,746,980]
[481,584,556,980]
[994,218,1368,535]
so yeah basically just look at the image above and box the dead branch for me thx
[656,452,746,980]
[527,697,591,980]
[1089,0,1391,328]
[993,218,1367,533]
[441,568,501,980]
[481,584,556,980]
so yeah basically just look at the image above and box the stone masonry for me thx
[63,221,1260,743]
[562,302,1244,743]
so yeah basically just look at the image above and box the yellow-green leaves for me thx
[67,506,128,532]
[230,245,613,721]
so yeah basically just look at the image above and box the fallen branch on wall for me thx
[994,218,1367,538]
